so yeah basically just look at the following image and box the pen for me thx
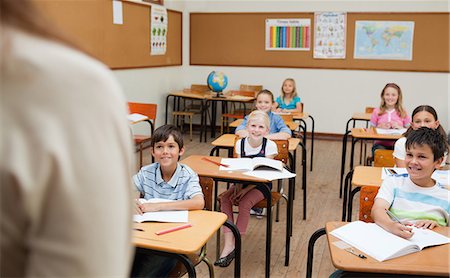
[385,209,402,224]
[345,248,367,259]
[133,228,144,232]
[201,157,229,168]
[155,223,192,235]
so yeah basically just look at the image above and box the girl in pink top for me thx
[370,83,411,153]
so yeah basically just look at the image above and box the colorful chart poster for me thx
[150,5,167,55]
[265,19,311,51]
[313,12,346,59]
[354,21,414,60]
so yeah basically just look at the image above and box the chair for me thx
[172,84,210,141]
[373,149,395,167]
[306,185,378,278]
[128,102,157,167]
[220,90,256,134]
[168,177,215,278]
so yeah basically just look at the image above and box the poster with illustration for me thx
[150,5,167,55]
[313,12,346,59]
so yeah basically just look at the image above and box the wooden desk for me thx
[326,221,450,276]
[180,155,294,278]
[339,127,402,199]
[229,118,299,131]
[209,134,307,221]
[133,210,241,278]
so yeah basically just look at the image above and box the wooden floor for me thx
[135,130,362,278]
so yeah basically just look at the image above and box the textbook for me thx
[133,198,188,223]
[220,157,283,171]
[330,221,450,262]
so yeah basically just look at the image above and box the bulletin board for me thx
[190,12,449,73]
[35,0,182,69]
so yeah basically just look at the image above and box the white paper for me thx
[112,0,123,25]
[127,113,148,123]
[133,198,188,223]
[243,168,296,181]
[219,157,283,172]
[375,128,407,135]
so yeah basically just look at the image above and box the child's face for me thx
[255,93,273,113]
[247,118,269,140]
[405,143,442,186]
[382,87,399,108]
[282,80,295,95]
[151,135,184,169]
[412,111,439,130]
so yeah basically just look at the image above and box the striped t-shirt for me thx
[376,176,450,226]
[133,162,203,201]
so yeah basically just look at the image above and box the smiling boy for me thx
[131,125,204,277]
[372,127,450,239]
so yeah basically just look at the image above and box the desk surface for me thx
[351,127,402,140]
[326,221,450,276]
[133,210,226,254]
[229,119,299,131]
[352,112,371,121]
[352,166,382,187]
[169,90,255,102]
[181,155,270,183]
[211,134,301,152]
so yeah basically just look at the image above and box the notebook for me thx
[133,198,188,223]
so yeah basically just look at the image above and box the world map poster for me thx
[354,21,414,60]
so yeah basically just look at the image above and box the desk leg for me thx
[308,115,315,172]
[299,141,307,220]
[306,228,326,278]
[340,129,351,198]
[223,221,241,278]
[210,101,217,138]
[285,176,294,266]
[341,169,354,221]
[264,183,272,278]
[350,137,360,170]
[347,187,362,222]
[165,95,171,125]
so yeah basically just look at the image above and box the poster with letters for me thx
[314,12,346,59]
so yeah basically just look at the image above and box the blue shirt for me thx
[133,162,203,200]
[276,96,301,110]
[235,111,292,135]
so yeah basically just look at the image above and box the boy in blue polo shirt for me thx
[131,125,204,277]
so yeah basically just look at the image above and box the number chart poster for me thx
[265,19,311,51]
[314,12,346,59]
[150,5,168,55]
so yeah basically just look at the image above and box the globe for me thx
[207,71,228,95]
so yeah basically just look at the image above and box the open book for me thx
[133,198,188,223]
[220,157,283,171]
[331,221,450,262]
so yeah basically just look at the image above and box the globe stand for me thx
[214,91,226,98]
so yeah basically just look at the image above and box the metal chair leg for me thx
[306,228,326,278]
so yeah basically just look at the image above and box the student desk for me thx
[180,155,294,278]
[133,210,241,278]
[339,127,402,198]
[229,118,299,132]
[325,221,450,276]
[209,134,307,220]
[165,90,255,141]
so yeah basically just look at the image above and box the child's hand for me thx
[378,122,391,129]
[275,108,282,113]
[134,199,143,215]
[390,222,414,239]
[139,202,160,213]
[414,220,439,229]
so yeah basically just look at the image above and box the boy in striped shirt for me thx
[372,127,449,239]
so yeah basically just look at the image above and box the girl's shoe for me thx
[214,249,235,267]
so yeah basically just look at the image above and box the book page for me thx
[243,168,296,181]
[133,198,188,223]
[375,128,407,135]
[220,158,253,171]
[252,157,283,171]
[409,227,450,250]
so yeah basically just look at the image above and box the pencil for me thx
[201,157,229,168]
[385,209,402,224]
[155,223,192,235]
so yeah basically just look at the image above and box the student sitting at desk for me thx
[131,125,204,278]
[235,89,291,140]
[372,127,450,240]
[215,110,278,267]
[273,78,303,113]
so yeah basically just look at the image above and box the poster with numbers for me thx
[313,12,346,59]
[150,5,168,55]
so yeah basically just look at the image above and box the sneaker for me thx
[253,207,263,219]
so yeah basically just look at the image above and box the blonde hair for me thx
[246,110,270,131]
[281,78,298,99]
[378,83,407,118]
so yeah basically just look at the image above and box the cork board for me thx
[190,12,449,72]
[35,0,182,69]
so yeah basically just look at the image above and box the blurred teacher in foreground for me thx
[1,0,134,276]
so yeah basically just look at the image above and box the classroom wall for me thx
[114,0,450,134]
